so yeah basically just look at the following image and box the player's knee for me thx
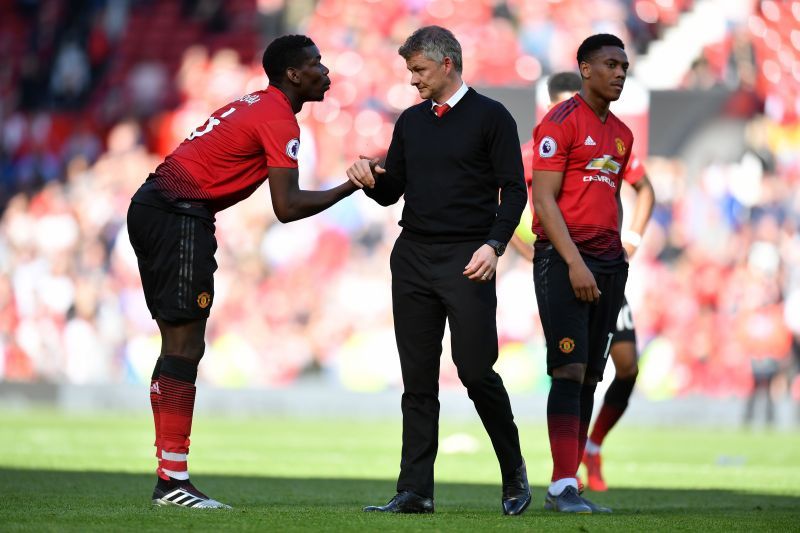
[616,363,638,380]
[552,363,585,383]
[161,337,205,361]
[184,340,205,362]
[158,319,207,361]
[611,342,638,379]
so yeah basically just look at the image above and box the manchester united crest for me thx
[558,337,575,354]
[615,137,626,156]
[197,292,212,309]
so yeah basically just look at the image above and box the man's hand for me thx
[464,244,498,282]
[509,233,534,263]
[623,241,637,260]
[346,155,385,189]
[568,259,600,303]
[622,229,642,260]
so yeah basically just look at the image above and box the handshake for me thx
[346,155,384,189]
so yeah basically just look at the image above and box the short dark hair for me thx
[547,72,581,102]
[576,33,625,65]
[398,26,463,74]
[262,34,315,82]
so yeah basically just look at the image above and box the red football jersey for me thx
[530,94,634,260]
[153,85,299,214]
[523,139,644,204]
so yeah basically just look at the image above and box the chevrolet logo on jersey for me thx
[584,155,621,174]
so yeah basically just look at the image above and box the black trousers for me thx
[390,237,523,498]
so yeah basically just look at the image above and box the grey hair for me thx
[398,26,463,74]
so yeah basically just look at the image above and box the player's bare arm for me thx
[268,166,358,223]
[623,174,655,258]
[532,169,600,303]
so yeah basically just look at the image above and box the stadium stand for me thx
[0,0,798,411]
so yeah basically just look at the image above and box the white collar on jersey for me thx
[431,82,469,110]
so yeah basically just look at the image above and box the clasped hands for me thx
[346,155,383,189]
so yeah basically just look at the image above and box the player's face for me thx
[296,45,331,102]
[405,52,450,102]
[581,46,629,102]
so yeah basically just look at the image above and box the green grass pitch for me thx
[0,409,798,531]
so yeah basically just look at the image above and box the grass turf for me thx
[0,409,798,531]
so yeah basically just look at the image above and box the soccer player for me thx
[529,34,633,513]
[346,26,531,516]
[127,35,358,509]
[512,72,655,493]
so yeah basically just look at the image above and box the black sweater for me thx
[364,88,526,244]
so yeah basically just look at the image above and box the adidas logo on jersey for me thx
[584,136,596,146]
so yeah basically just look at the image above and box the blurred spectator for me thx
[126,61,169,118]
[49,39,90,108]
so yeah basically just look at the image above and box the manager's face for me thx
[405,51,450,103]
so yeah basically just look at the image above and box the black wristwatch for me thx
[486,239,506,257]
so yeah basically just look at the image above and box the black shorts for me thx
[613,296,637,345]
[534,251,627,380]
[127,202,218,323]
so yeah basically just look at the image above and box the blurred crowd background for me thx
[0,0,799,421]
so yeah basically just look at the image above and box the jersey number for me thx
[187,107,236,140]
[602,332,613,359]
[616,304,634,331]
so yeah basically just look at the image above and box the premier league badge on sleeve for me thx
[539,136,557,158]
[285,138,300,160]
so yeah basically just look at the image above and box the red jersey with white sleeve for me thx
[623,151,645,186]
[132,85,299,217]
[530,94,633,262]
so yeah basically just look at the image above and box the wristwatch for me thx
[485,239,506,257]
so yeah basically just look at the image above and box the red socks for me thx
[547,379,582,481]
[589,404,625,446]
[151,355,199,481]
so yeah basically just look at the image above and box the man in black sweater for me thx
[346,25,530,516]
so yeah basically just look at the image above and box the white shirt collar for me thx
[432,82,468,110]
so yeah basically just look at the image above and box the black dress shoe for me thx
[363,490,434,513]
[502,460,532,516]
